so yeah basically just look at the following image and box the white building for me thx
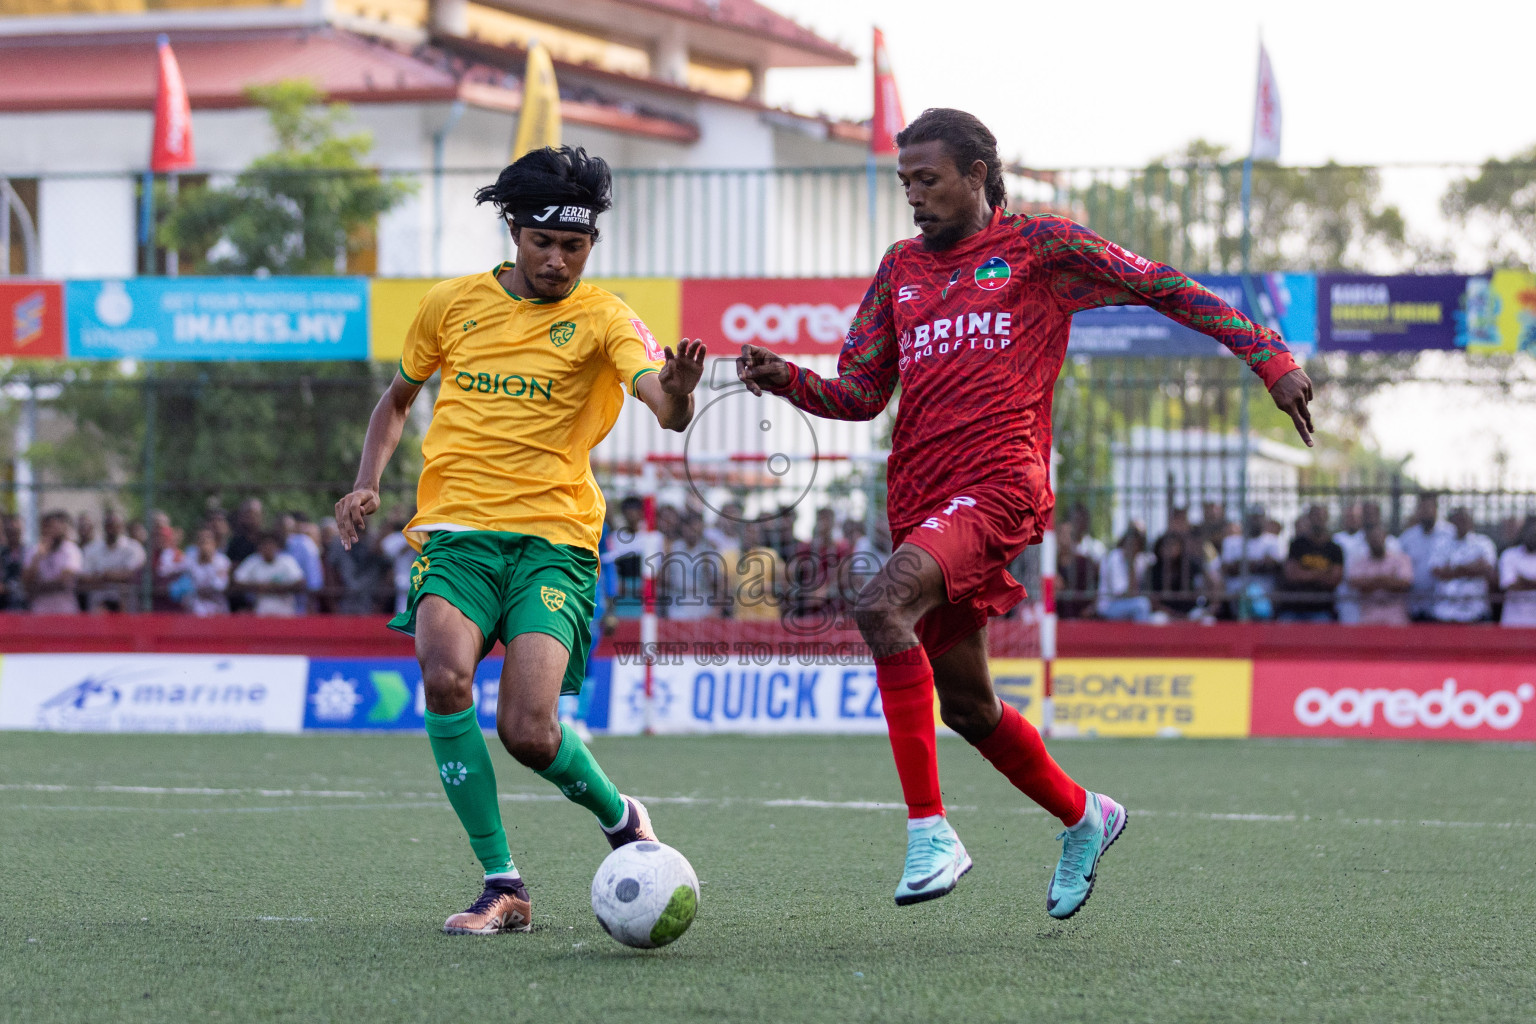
[0,0,912,280]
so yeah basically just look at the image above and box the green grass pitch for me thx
[3,732,1532,1023]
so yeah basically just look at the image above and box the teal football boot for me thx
[1046,793,1127,920]
[895,818,973,907]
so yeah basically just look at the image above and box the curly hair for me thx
[894,108,1007,210]
[474,146,614,240]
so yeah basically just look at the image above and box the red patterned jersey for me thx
[769,209,1299,535]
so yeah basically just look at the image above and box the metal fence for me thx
[3,159,1505,281]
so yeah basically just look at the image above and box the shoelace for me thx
[904,828,948,878]
[467,885,517,916]
[1053,828,1094,883]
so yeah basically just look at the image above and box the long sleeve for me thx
[769,253,900,421]
[1028,217,1300,389]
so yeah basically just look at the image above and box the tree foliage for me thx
[1067,140,1409,274]
[20,82,422,530]
[1442,145,1536,269]
[159,80,413,275]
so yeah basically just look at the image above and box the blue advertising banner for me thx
[1069,273,1317,358]
[302,657,614,733]
[1317,274,1468,352]
[304,658,502,732]
[66,277,369,360]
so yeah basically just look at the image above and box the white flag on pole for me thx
[1251,43,1281,161]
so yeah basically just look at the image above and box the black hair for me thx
[894,108,1007,210]
[474,146,613,241]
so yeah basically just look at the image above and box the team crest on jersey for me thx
[974,257,1010,291]
[550,321,576,347]
[540,586,566,611]
[631,319,664,361]
[411,556,431,590]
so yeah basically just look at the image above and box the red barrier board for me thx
[1252,660,1536,741]
[680,278,868,356]
[0,281,64,358]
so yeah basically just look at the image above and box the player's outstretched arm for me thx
[736,344,791,396]
[335,372,421,550]
[637,338,705,432]
[1268,367,1315,447]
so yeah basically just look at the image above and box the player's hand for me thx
[736,344,790,396]
[659,338,706,396]
[1269,368,1315,448]
[335,487,380,550]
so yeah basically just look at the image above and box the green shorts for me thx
[387,530,599,694]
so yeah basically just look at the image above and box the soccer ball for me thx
[591,841,699,949]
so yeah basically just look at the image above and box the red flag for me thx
[151,34,195,173]
[870,27,904,156]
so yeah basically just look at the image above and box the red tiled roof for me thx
[0,28,460,111]
[604,0,854,63]
[0,27,701,142]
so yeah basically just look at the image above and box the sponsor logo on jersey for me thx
[453,370,555,400]
[974,257,1011,291]
[631,318,664,361]
[462,319,478,332]
[899,310,1015,367]
[898,285,920,303]
[920,495,977,531]
[550,320,576,347]
[1105,241,1153,273]
[541,586,567,611]
[940,269,962,300]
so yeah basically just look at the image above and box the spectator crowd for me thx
[2,490,1533,628]
[1056,493,1536,627]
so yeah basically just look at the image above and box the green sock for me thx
[536,722,626,829]
[425,707,515,876]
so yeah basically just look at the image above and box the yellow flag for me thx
[513,42,562,158]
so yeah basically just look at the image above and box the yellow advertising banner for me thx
[1468,271,1536,356]
[989,658,1045,728]
[369,277,682,364]
[1048,658,1253,738]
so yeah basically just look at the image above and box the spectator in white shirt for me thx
[81,509,147,612]
[183,527,231,617]
[1397,491,1454,621]
[658,510,728,620]
[1220,511,1285,619]
[1346,525,1414,626]
[1068,502,1108,563]
[1429,508,1498,623]
[1497,517,1536,628]
[1097,525,1154,622]
[23,510,83,615]
[233,531,306,617]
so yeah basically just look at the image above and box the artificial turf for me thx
[2,732,1532,1023]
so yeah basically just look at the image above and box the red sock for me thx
[874,648,944,819]
[973,703,1086,826]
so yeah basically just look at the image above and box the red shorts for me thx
[892,486,1042,659]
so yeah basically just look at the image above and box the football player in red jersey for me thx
[738,108,1314,918]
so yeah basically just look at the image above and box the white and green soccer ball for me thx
[591,841,699,949]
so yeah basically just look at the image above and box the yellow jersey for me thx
[398,264,665,553]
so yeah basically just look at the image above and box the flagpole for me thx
[1235,34,1266,620]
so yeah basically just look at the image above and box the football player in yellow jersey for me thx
[335,147,705,935]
